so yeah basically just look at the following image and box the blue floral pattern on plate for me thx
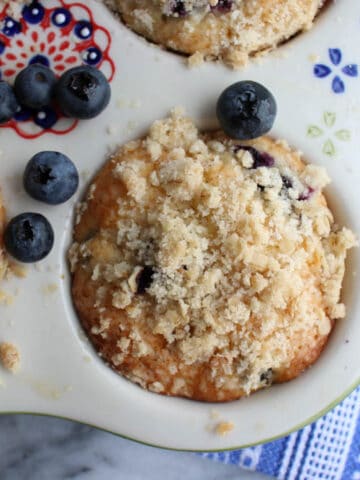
[314,48,358,94]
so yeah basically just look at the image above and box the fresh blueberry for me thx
[0,81,19,124]
[4,213,54,263]
[14,64,57,109]
[55,66,111,119]
[217,81,277,140]
[24,151,79,205]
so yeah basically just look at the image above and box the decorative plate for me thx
[0,0,359,451]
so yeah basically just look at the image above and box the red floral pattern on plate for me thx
[0,0,115,139]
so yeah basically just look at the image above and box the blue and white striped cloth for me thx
[202,386,360,479]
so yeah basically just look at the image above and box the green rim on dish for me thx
[2,376,359,452]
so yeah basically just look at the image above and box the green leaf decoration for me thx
[323,111,336,128]
[307,125,323,138]
[335,129,351,141]
[323,139,336,157]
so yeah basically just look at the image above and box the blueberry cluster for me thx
[4,151,79,263]
[0,63,111,125]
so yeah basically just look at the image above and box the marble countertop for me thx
[0,415,271,480]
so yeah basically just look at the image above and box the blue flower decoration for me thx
[314,48,358,94]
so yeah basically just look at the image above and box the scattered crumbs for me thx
[188,51,204,68]
[32,382,62,400]
[309,53,320,63]
[60,274,65,280]
[345,339,350,344]
[215,421,234,437]
[83,355,92,363]
[210,409,220,420]
[9,262,28,278]
[0,290,14,306]
[0,342,21,373]
[42,283,58,295]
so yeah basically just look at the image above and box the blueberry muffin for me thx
[105,0,325,67]
[69,109,356,402]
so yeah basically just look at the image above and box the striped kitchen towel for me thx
[201,386,360,480]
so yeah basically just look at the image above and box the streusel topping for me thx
[70,110,356,399]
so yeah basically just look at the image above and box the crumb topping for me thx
[71,110,356,398]
[108,0,325,67]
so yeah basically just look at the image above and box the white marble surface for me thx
[0,415,271,480]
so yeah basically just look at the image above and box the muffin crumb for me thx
[0,342,21,373]
[215,421,234,436]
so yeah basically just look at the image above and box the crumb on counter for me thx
[0,342,21,373]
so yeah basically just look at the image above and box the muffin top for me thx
[70,109,356,401]
[109,0,325,67]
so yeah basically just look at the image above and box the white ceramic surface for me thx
[0,0,359,451]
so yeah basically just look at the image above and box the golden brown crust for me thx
[106,0,324,67]
[70,111,356,402]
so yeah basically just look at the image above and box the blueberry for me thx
[4,213,54,263]
[260,368,274,386]
[170,1,188,16]
[136,266,155,294]
[14,64,57,109]
[211,0,233,13]
[216,81,277,140]
[0,81,19,124]
[234,145,274,168]
[55,66,111,119]
[23,151,79,205]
